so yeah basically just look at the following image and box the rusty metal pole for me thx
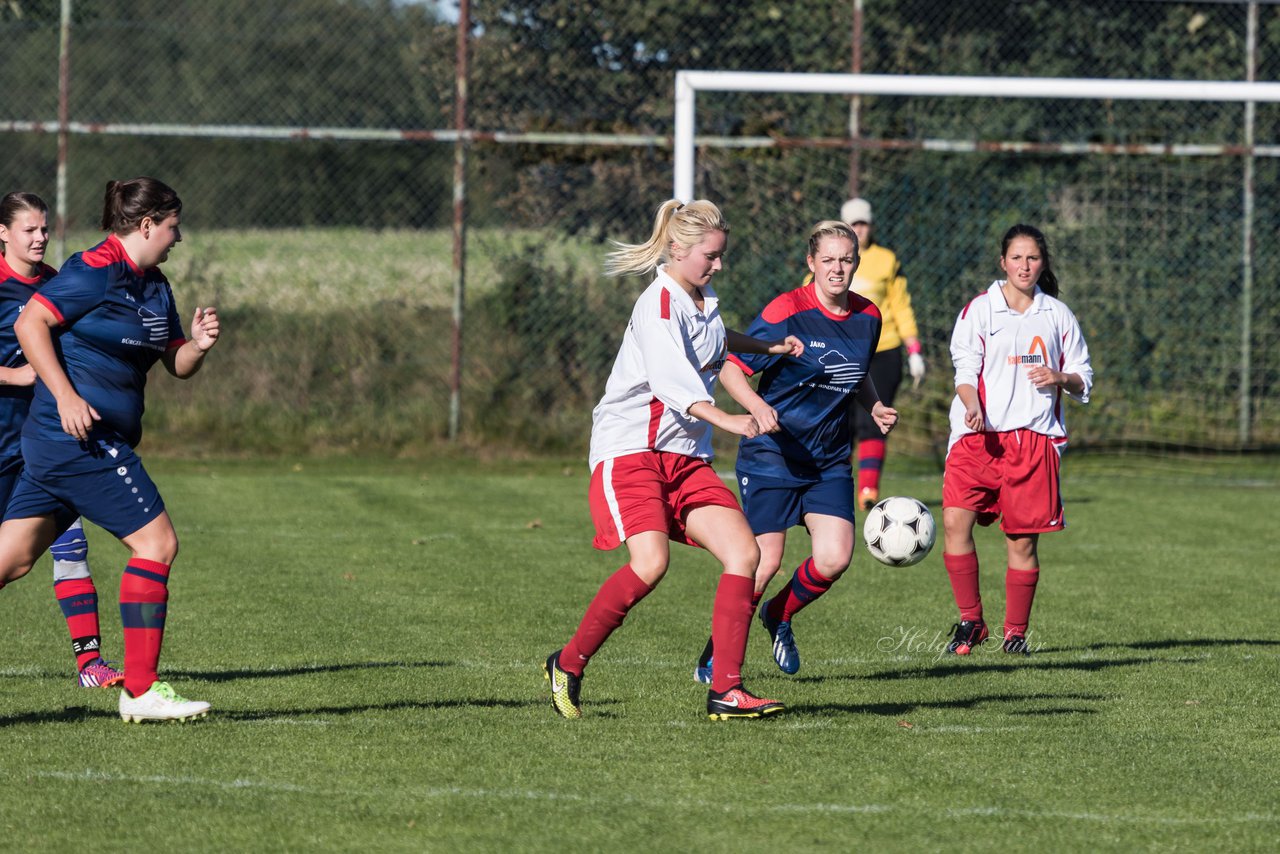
[848,0,864,199]
[55,0,72,265]
[449,0,471,442]
[1239,1,1257,446]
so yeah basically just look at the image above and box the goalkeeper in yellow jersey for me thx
[839,198,924,510]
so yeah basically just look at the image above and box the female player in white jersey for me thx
[941,224,1093,656]
[543,199,804,721]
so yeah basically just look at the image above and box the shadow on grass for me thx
[816,654,1179,683]
[1042,637,1280,654]
[800,691,1105,717]
[165,660,450,682]
[0,694,589,728]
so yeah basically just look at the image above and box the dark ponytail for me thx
[100,177,181,235]
[1001,224,1058,298]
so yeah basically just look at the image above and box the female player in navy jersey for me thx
[941,224,1092,656]
[0,177,220,722]
[544,198,804,721]
[0,191,122,689]
[693,221,898,682]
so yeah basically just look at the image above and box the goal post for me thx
[674,71,1280,201]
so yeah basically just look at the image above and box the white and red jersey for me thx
[589,268,727,470]
[948,280,1093,452]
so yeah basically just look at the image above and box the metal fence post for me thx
[55,0,72,266]
[449,0,471,442]
[1240,0,1257,447]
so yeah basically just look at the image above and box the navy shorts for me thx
[0,458,78,534]
[6,443,165,539]
[736,469,856,535]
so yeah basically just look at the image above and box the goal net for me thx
[673,71,1280,454]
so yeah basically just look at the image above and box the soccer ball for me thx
[863,496,936,567]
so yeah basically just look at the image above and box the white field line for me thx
[26,769,1277,826]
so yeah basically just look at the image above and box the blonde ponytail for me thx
[605,199,728,277]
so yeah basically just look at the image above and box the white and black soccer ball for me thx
[863,496,936,567]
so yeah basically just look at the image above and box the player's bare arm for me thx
[719,360,781,433]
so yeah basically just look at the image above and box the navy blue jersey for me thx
[732,282,881,481]
[0,255,56,467]
[24,235,186,454]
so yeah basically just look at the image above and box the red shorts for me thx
[943,430,1066,534]
[588,451,741,550]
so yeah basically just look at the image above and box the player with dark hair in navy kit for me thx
[694,220,898,682]
[0,191,123,689]
[0,177,221,722]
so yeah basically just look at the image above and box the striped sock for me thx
[54,578,104,670]
[771,557,836,622]
[120,559,171,697]
[857,438,887,495]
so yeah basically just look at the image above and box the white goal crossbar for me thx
[673,71,1280,200]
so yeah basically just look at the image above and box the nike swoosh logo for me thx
[989,328,1003,335]
[716,695,740,708]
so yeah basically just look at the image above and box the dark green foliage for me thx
[469,244,637,449]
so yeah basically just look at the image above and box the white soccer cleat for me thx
[119,681,211,723]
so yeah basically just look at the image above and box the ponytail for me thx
[605,199,728,277]
[100,177,182,235]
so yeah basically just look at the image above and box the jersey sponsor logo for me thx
[1007,335,1050,367]
[120,306,168,350]
[139,306,168,343]
[816,349,862,386]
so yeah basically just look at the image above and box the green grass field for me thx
[1,453,1277,852]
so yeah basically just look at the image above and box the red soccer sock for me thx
[119,559,171,697]
[710,573,755,694]
[704,590,763,663]
[944,551,983,622]
[1004,567,1040,637]
[857,438,887,495]
[767,557,836,622]
[54,578,105,670]
[560,564,653,676]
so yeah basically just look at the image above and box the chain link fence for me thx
[1,0,1276,457]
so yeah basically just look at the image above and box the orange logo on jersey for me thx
[1007,335,1049,366]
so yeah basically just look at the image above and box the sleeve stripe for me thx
[32,292,65,324]
[727,353,754,377]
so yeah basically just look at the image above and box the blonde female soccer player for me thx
[544,199,803,721]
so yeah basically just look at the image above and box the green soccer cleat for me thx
[543,650,582,719]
